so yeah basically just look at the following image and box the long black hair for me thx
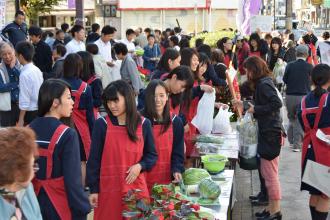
[38,79,71,117]
[157,48,180,72]
[63,53,83,78]
[102,80,141,142]
[143,80,171,134]
[180,48,199,68]
[77,51,96,82]
[311,64,330,97]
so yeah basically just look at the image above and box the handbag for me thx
[302,160,330,197]
[0,70,11,111]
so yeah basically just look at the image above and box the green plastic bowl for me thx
[201,155,228,174]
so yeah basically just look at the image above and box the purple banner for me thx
[68,0,75,9]
[238,0,262,35]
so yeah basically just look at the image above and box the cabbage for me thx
[182,168,211,185]
[198,178,221,199]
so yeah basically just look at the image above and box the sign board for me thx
[0,0,6,30]
[118,0,208,10]
[211,0,238,9]
[53,0,95,10]
[311,0,323,5]
[250,15,273,33]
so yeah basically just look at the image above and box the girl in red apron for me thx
[142,80,185,192]
[62,53,95,186]
[87,80,158,220]
[298,64,330,220]
[77,51,103,119]
[29,79,91,220]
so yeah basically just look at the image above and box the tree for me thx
[20,0,61,25]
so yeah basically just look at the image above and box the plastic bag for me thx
[237,113,258,159]
[212,107,233,134]
[192,90,216,135]
[273,59,287,84]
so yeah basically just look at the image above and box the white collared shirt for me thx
[120,38,136,54]
[19,63,43,111]
[94,38,112,62]
[65,38,86,55]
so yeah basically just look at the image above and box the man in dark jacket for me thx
[86,23,100,44]
[1,10,28,46]
[28,26,52,79]
[283,45,313,152]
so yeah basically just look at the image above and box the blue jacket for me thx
[143,44,161,72]
[1,21,28,46]
[0,183,42,220]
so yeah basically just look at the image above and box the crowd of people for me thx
[0,10,329,220]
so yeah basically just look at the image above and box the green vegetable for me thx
[198,178,221,200]
[188,211,215,220]
[135,49,144,56]
[196,134,224,144]
[183,168,211,185]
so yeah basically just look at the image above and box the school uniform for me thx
[298,92,330,195]
[86,75,103,109]
[62,77,95,161]
[29,117,91,220]
[87,115,157,220]
[145,114,185,192]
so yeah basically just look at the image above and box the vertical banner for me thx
[0,0,6,30]
[236,0,261,35]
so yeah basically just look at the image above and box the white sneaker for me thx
[292,148,301,152]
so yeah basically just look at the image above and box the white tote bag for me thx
[212,106,233,134]
[0,70,11,111]
[191,90,216,135]
[302,160,330,197]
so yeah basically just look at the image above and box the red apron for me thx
[94,116,149,220]
[87,76,100,119]
[32,125,71,220]
[72,82,92,159]
[249,51,261,57]
[301,93,330,168]
[184,82,200,157]
[146,115,174,192]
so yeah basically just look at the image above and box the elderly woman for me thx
[0,127,42,220]
[234,56,284,220]
[0,42,21,126]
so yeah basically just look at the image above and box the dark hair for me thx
[217,37,231,52]
[71,25,84,37]
[154,29,161,35]
[86,43,99,55]
[147,34,155,40]
[264,33,272,40]
[179,38,190,50]
[54,44,66,57]
[302,34,311,45]
[174,27,181,34]
[211,49,225,63]
[170,36,179,46]
[15,41,34,62]
[249,33,261,51]
[323,31,330,40]
[28,26,42,37]
[77,51,96,82]
[102,25,116,35]
[198,52,210,66]
[243,56,271,86]
[15,10,25,17]
[113,43,128,56]
[270,37,282,53]
[56,29,64,36]
[38,79,71,117]
[165,28,172,33]
[63,53,83,78]
[102,80,141,142]
[311,64,330,97]
[143,80,171,134]
[180,48,199,68]
[197,44,212,59]
[91,23,100,32]
[284,29,291,35]
[166,65,194,109]
[157,48,180,72]
[289,33,295,42]
[144,28,151,34]
[195,38,204,48]
[0,127,37,186]
[61,23,69,32]
[126,28,135,36]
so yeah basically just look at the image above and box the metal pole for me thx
[194,0,198,36]
[273,0,276,30]
[15,0,20,12]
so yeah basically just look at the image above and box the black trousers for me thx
[0,103,20,127]
[24,110,38,125]
[257,156,268,198]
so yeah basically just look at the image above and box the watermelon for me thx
[198,178,221,200]
[182,168,211,185]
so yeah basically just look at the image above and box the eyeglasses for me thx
[33,162,39,172]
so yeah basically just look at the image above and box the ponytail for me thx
[311,64,330,97]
